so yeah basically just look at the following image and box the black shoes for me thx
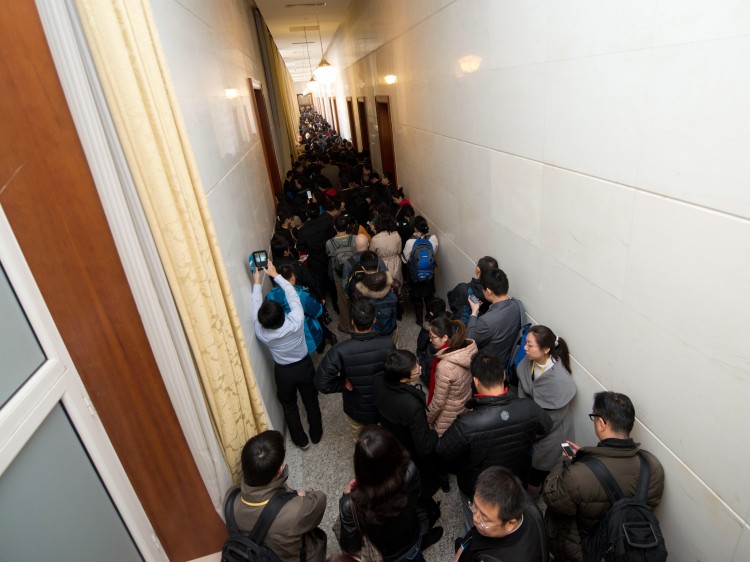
[422,526,444,550]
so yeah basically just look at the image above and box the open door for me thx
[346,97,358,150]
[375,95,397,185]
[0,208,164,561]
[249,79,282,200]
[332,98,340,133]
[357,97,369,153]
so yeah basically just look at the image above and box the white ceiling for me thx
[254,0,352,84]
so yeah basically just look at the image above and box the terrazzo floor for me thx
[282,300,466,562]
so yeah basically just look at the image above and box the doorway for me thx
[249,79,282,201]
[357,97,369,154]
[346,97,358,150]
[332,98,340,134]
[0,210,162,561]
[375,95,397,186]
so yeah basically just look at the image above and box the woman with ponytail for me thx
[517,325,576,495]
[425,317,477,435]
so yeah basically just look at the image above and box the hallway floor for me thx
[282,302,466,561]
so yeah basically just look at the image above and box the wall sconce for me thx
[458,55,482,74]
[384,74,397,85]
[225,88,239,99]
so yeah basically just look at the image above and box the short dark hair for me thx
[277,208,294,223]
[350,300,375,331]
[476,256,498,276]
[383,350,416,384]
[470,350,505,388]
[425,297,447,319]
[270,235,290,259]
[278,264,295,281]
[474,466,525,522]
[480,268,509,296]
[241,430,285,486]
[305,203,320,220]
[592,391,635,435]
[334,214,349,232]
[414,216,429,235]
[258,300,285,329]
[359,250,378,271]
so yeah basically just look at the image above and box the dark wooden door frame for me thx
[357,96,369,154]
[346,97,358,150]
[375,95,397,186]
[249,79,282,201]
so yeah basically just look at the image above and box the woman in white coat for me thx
[516,324,576,496]
[368,213,403,284]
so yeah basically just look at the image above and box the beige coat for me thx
[426,340,477,435]
[369,230,403,283]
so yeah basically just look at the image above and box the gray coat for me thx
[517,358,576,471]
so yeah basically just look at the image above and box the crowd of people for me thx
[231,108,666,562]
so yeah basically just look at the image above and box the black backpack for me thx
[222,487,297,562]
[502,297,530,388]
[579,452,668,562]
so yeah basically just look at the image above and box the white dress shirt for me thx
[252,276,307,365]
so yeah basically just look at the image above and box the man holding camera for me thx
[252,260,323,450]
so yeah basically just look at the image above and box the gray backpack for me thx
[330,235,355,276]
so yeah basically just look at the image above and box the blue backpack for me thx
[408,236,435,282]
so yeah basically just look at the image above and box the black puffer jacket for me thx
[373,379,438,462]
[315,332,395,424]
[437,389,552,497]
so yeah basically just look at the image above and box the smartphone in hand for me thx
[561,442,575,459]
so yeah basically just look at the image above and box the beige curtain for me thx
[261,22,301,160]
[74,0,267,479]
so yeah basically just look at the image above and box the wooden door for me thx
[0,2,226,559]
[357,97,369,153]
[346,97,358,150]
[375,95,397,186]
[249,80,282,199]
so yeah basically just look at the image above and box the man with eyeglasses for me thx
[454,466,548,561]
[542,391,665,562]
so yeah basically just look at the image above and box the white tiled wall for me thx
[149,0,283,430]
[327,0,750,558]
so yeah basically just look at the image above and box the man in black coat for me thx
[437,350,552,529]
[374,349,440,500]
[315,300,395,433]
[296,202,335,304]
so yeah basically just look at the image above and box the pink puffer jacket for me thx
[426,340,477,435]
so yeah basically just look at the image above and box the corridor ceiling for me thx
[254,0,352,84]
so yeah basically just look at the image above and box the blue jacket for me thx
[266,284,324,354]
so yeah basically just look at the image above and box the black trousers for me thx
[274,355,323,447]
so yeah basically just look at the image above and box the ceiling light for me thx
[224,88,239,98]
[302,25,319,93]
[312,4,337,84]
[384,74,397,85]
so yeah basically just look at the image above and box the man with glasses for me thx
[454,466,548,561]
[542,391,665,562]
